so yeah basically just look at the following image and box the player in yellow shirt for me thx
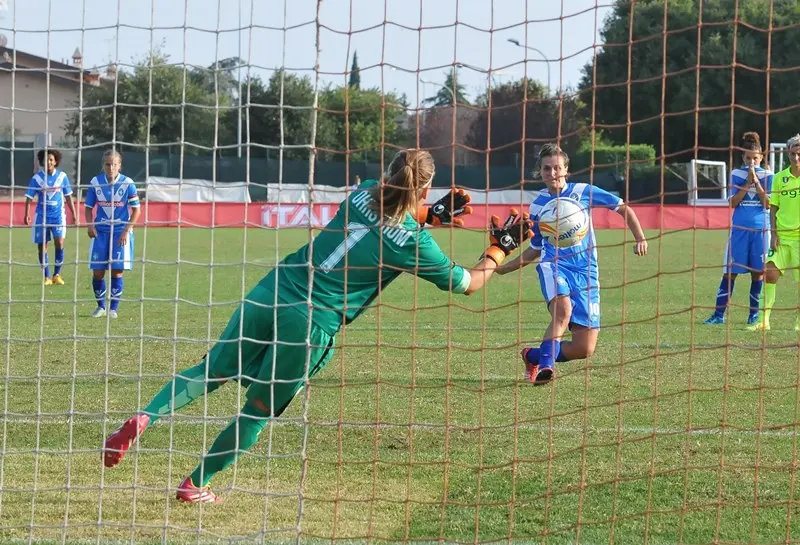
[749,134,800,331]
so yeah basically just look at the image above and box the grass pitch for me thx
[2,225,800,544]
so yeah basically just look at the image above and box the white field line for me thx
[2,414,799,438]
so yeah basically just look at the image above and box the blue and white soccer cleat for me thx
[703,314,725,325]
[747,313,760,326]
[91,307,106,318]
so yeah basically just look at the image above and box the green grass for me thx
[2,225,800,544]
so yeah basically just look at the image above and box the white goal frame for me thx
[769,142,786,174]
[688,159,729,206]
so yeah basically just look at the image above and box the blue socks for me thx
[538,339,562,369]
[749,280,763,317]
[713,275,735,317]
[54,247,64,276]
[39,250,50,278]
[713,275,763,318]
[524,346,569,366]
[92,278,107,309]
[110,276,124,311]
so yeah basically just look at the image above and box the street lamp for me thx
[507,38,551,93]
[455,62,510,89]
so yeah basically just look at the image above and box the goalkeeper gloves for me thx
[483,208,534,266]
[418,188,473,227]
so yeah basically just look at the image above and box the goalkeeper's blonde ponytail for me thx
[370,149,435,225]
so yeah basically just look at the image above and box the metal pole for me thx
[508,38,551,94]
[236,0,242,158]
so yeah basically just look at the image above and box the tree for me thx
[317,85,409,162]
[63,51,230,153]
[423,68,470,107]
[579,0,800,162]
[240,70,317,160]
[466,78,586,168]
[348,51,361,89]
[190,56,243,105]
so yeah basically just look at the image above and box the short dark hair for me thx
[37,148,62,167]
[538,143,570,168]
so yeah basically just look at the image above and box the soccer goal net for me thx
[2,1,800,544]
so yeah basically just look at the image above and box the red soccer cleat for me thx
[176,476,223,504]
[521,348,555,386]
[521,348,538,383]
[533,366,555,386]
[102,413,150,468]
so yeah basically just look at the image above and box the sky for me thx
[0,0,613,107]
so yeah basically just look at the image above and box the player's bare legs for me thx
[52,236,66,285]
[558,325,599,360]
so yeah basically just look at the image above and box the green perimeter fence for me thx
[0,145,696,205]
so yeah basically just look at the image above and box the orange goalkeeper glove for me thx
[483,208,534,266]
[417,188,473,226]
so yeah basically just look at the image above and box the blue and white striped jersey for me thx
[529,182,623,276]
[25,169,72,219]
[84,173,140,233]
[729,165,773,229]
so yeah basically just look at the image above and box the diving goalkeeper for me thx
[102,149,532,503]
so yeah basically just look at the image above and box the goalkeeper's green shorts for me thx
[767,239,800,281]
[205,283,335,416]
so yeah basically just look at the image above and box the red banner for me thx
[0,201,734,230]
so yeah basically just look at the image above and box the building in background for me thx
[0,38,106,143]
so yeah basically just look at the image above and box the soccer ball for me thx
[537,198,589,248]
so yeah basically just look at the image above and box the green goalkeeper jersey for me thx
[770,167,800,241]
[261,179,470,335]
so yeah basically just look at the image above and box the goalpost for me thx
[688,159,729,206]
[769,142,787,174]
[3,1,800,544]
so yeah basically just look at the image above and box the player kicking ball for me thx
[102,149,532,503]
[704,131,773,326]
[748,134,800,331]
[496,143,647,385]
[84,150,141,318]
[23,149,78,285]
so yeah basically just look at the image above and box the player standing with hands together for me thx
[704,131,773,326]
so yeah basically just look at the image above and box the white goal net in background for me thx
[2,1,800,544]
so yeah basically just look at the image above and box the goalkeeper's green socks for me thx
[190,404,269,487]
[141,361,224,427]
[762,282,776,326]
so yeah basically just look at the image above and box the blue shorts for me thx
[88,230,134,271]
[724,227,770,274]
[536,261,600,329]
[31,213,66,244]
